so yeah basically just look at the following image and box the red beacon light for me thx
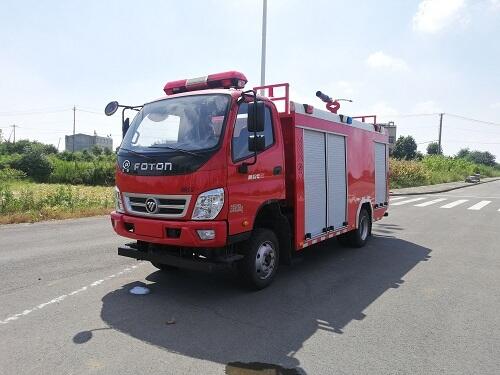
[164,71,247,95]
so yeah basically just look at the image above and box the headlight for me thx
[191,188,224,220]
[115,186,124,213]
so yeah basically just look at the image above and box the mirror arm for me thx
[238,89,259,174]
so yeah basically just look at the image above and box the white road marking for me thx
[414,198,447,207]
[390,197,406,201]
[391,197,426,206]
[467,201,492,210]
[0,263,144,325]
[440,199,469,208]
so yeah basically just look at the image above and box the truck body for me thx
[110,71,389,288]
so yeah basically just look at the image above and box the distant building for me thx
[380,121,397,152]
[65,132,113,152]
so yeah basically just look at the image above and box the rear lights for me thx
[164,71,247,95]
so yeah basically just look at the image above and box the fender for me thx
[355,197,373,228]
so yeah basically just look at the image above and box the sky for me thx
[0,0,499,158]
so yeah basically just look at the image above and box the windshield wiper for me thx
[118,147,156,161]
[149,145,203,157]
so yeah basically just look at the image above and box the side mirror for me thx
[248,134,265,152]
[105,101,119,116]
[122,118,130,138]
[247,101,265,132]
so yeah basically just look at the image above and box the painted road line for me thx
[414,198,447,207]
[391,197,426,206]
[467,201,492,210]
[0,263,145,325]
[390,197,407,201]
[440,199,469,209]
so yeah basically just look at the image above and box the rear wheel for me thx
[238,228,279,290]
[337,208,371,248]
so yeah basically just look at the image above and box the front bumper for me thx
[117,243,242,272]
[110,211,227,247]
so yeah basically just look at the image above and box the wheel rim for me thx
[255,241,276,280]
[359,216,368,240]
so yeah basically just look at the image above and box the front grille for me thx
[123,193,191,218]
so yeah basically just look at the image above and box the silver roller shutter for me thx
[375,142,387,205]
[303,129,326,237]
[327,134,347,229]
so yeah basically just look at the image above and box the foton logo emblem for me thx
[122,160,173,173]
[145,198,158,213]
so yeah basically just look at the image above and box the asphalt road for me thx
[1,181,499,375]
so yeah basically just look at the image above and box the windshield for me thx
[121,94,230,152]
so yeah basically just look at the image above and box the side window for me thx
[232,103,275,161]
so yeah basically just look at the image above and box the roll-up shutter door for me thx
[327,134,347,229]
[375,142,387,205]
[303,129,326,237]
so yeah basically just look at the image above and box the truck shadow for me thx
[100,235,430,372]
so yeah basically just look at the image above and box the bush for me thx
[48,157,115,186]
[0,168,27,181]
[390,159,429,188]
[11,148,53,182]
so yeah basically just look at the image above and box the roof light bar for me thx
[164,71,247,95]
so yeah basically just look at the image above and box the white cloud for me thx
[335,80,357,96]
[413,0,466,33]
[370,101,399,117]
[366,51,409,71]
[413,100,443,114]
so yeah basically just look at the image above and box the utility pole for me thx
[72,105,76,153]
[438,113,444,154]
[11,124,17,144]
[260,0,267,88]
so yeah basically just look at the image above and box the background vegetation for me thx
[1,137,500,222]
[0,140,115,186]
[390,136,500,188]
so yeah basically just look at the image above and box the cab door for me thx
[226,102,285,236]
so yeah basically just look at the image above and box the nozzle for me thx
[316,91,332,103]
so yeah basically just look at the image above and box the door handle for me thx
[273,166,282,175]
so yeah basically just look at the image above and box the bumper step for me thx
[118,245,242,273]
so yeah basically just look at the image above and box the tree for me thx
[392,135,417,160]
[43,144,58,154]
[91,145,103,156]
[103,147,112,156]
[81,149,93,162]
[467,150,496,167]
[456,148,470,159]
[11,147,53,182]
[426,142,442,155]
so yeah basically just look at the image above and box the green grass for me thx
[390,155,500,188]
[0,180,114,224]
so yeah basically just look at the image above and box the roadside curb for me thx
[390,177,500,196]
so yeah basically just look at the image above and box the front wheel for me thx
[238,228,280,290]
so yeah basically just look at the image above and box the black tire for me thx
[151,262,179,272]
[337,208,371,248]
[238,228,280,290]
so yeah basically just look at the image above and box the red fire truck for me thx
[106,71,389,289]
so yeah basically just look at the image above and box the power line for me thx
[378,113,439,118]
[446,113,500,127]
[417,140,438,145]
[76,108,105,115]
[0,108,71,116]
